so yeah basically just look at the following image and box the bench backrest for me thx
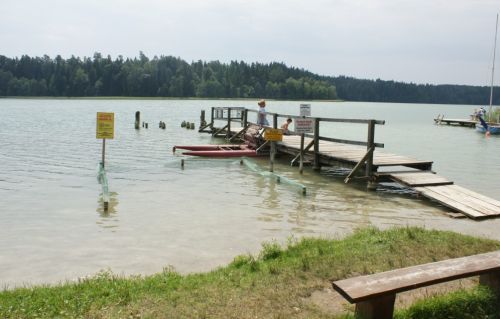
[332,250,500,303]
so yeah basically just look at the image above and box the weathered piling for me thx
[200,110,207,127]
[366,120,376,190]
[135,111,140,129]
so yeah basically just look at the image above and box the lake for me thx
[0,98,499,288]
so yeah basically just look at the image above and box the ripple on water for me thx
[1,99,500,288]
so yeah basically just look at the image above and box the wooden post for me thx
[270,141,275,172]
[243,109,248,128]
[210,107,215,132]
[273,113,278,128]
[227,108,232,139]
[200,110,206,129]
[101,139,106,168]
[135,111,140,129]
[355,294,396,319]
[366,120,376,190]
[313,118,320,171]
[480,270,500,299]
[299,133,305,174]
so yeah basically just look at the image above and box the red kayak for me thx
[183,149,259,157]
[174,144,261,157]
[174,124,266,158]
[173,145,243,152]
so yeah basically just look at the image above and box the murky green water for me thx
[0,98,499,287]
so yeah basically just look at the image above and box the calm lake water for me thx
[1,98,499,288]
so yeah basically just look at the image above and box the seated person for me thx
[281,118,293,135]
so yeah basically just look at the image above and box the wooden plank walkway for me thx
[278,135,433,170]
[388,172,453,187]
[384,171,500,219]
[222,125,500,219]
[415,185,500,219]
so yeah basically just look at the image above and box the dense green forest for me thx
[0,53,336,100]
[0,52,498,105]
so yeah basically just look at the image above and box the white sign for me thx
[300,104,311,117]
[295,118,313,133]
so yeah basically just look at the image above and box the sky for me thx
[1,0,499,86]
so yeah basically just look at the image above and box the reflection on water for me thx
[1,98,500,288]
[96,192,119,230]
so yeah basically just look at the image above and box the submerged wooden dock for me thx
[197,107,500,219]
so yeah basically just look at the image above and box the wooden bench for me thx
[331,250,500,319]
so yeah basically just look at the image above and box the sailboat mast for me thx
[488,13,498,121]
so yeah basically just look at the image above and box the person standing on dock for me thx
[257,99,269,126]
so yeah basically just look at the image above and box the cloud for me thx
[0,0,499,85]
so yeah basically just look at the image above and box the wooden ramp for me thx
[385,171,500,219]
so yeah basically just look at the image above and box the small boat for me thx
[476,123,500,134]
[174,124,267,157]
[174,144,261,157]
[173,144,243,152]
[476,14,500,135]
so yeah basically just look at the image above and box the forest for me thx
[0,52,498,105]
[0,53,336,100]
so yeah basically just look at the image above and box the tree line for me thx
[328,76,499,105]
[0,53,336,100]
[0,52,498,105]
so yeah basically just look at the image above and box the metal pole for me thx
[488,13,498,121]
[102,139,106,168]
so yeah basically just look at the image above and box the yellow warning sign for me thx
[96,112,115,139]
[264,128,283,141]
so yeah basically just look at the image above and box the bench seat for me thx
[332,250,500,318]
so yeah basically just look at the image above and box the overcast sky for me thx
[1,0,499,86]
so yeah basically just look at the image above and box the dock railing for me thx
[209,107,385,182]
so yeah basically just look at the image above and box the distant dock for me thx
[197,107,500,219]
[434,115,477,127]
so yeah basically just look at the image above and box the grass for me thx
[487,107,500,123]
[1,227,499,318]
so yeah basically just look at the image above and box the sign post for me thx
[300,104,311,117]
[264,128,283,172]
[96,112,115,167]
[296,104,313,174]
[96,112,114,212]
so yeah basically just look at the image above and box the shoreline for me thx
[1,227,499,318]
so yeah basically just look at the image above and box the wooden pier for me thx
[198,107,500,219]
[434,115,477,127]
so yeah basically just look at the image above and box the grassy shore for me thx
[1,227,499,319]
